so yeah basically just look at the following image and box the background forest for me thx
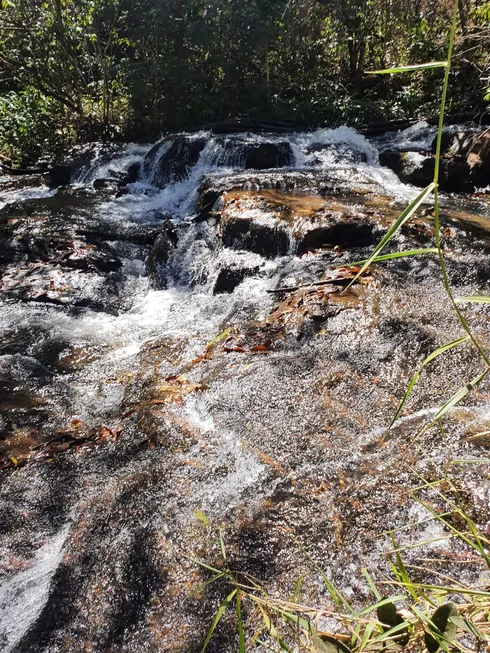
[0,0,489,165]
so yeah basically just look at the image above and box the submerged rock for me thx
[146,221,178,288]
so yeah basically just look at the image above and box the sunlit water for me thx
[1,124,489,652]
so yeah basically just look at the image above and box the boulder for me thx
[380,150,474,192]
[297,222,374,255]
[387,128,490,192]
[125,161,141,184]
[379,150,405,175]
[143,136,207,188]
[242,142,293,169]
[218,189,381,258]
[213,264,260,293]
[430,131,466,155]
[221,215,290,258]
[48,165,72,188]
[440,158,474,193]
[195,184,222,222]
[464,132,490,188]
[205,138,294,170]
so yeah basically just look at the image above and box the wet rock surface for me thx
[217,189,381,257]
[146,221,178,288]
[0,191,127,309]
[218,139,293,169]
[380,126,490,193]
[1,128,490,652]
[143,136,207,188]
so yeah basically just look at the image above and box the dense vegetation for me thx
[0,0,489,164]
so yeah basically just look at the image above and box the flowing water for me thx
[1,125,490,652]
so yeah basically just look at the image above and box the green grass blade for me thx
[297,542,354,613]
[389,336,468,428]
[356,595,406,618]
[237,592,245,653]
[413,495,490,566]
[366,62,447,74]
[383,581,490,598]
[272,607,311,632]
[193,571,226,595]
[361,568,382,601]
[351,621,363,648]
[345,183,434,290]
[338,248,437,268]
[290,572,305,603]
[389,532,417,600]
[455,296,490,304]
[201,588,237,653]
[257,605,293,652]
[187,556,223,574]
[369,619,414,646]
[420,368,490,434]
[359,621,377,652]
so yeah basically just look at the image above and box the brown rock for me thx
[218,189,378,258]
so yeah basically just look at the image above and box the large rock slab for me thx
[217,189,382,257]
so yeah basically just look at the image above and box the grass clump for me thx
[193,486,490,652]
[193,468,490,651]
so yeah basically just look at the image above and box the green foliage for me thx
[0,89,71,165]
[424,602,458,652]
[0,0,489,164]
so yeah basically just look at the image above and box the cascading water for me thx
[1,125,490,652]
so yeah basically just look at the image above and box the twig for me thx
[267,278,355,294]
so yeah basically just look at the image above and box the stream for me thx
[1,123,490,652]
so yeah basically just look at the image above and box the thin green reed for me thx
[351,0,490,430]
[432,0,490,366]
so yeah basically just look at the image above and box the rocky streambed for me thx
[1,125,490,652]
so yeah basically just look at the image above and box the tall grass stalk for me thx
[354,0,490,430]
[432,0,490,367]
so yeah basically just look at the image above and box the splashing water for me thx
[0,525,70,653]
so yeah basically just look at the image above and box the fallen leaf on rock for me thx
[250,345,269,353]
[192,327,238,364]
[0,424,122,470]
[123,377,204,416]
